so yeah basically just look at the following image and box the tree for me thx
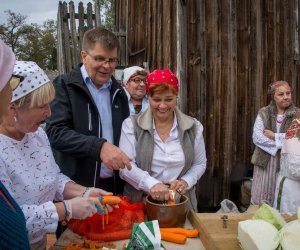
[0,10,57,70]
[97,0,115,30]
[0,10,29,52]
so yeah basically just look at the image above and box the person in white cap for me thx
[0,61,112,248]
[0,40,30,249]
[122,66,149,115]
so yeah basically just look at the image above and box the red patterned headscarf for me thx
[146,69,179,93]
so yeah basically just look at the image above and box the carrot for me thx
[86,229,132,241]
[160,228,199,238]
[160,231,187,244]
[167,189,176,205]
[101,195,122,205]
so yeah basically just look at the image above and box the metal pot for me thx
[145,194,188,228]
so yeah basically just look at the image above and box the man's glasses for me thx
[130,78,147,84]
[85,51,118,67]
[9,75,24,91]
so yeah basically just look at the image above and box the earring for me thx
[14,116,17,122]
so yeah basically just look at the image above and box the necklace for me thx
[276,114,285,124]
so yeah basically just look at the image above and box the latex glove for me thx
[82,187,112,198]
[149,183,170,201]
[64,197,102,220]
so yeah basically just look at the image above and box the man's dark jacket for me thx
[46,64,129,194]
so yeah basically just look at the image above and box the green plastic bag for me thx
[125,220,165,250]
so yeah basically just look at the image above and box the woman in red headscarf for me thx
[118,69,207,211]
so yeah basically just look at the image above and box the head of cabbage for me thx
[252,203,286,230]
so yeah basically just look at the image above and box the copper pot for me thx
[145,194,188,228]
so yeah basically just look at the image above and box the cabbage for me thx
[252,203,286,230]
[238,219,280,250]
[279,220,300,250]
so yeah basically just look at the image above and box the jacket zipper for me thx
[87,103,92,131]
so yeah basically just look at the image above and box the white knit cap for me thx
[122,66,145,85]
[0,39,16,92]
[12,61,50,102]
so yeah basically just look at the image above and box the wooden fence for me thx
[57,0,126,74]
[115,0,300,209]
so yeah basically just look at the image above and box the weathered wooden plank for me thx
[177,0,187,112]
[235,0,252,176]
[94,0,101,27]
[86,2,93,30]
[62,1,72,72]
[57,1,65,74]
[69,1,80,66]
[78,2,85,53]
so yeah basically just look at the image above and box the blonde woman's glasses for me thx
[10,75,24,91]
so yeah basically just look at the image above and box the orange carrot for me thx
[160,228,199,238]
[86,230,131,241]
[101,195,122,205]
[160,231,187,244]
[167,189,176,205]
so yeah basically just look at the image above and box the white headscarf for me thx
[12,61,50,102]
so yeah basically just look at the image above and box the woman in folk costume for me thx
[251,81,299,206]
[274,114,300,213]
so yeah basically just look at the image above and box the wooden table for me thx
[49,219,205,250]
[188,206,296,250]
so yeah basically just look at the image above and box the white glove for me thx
[64,197,102,220]
[81,187,112,198]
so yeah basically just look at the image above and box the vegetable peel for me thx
[252,203,286,230]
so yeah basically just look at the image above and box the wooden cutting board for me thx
[188,209,296,250]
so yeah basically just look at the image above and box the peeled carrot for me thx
[160,231,187,244]
[86,229,131,241]
[167,189,176,205]
[101,195,122,205]
[160,228,199,238]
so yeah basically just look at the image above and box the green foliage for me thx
[0,2,115,69]
[96,0,115,30]
[0,11,57,70]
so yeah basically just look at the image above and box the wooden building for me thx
[57,0,300,209]
[115,0,300,209]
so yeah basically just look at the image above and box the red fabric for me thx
[68,196,145,241]
[146,69,179,93]
[0,190,15,210]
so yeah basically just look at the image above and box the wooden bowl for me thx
[145,194,188,228]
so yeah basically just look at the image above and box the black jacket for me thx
[46,64,129,193]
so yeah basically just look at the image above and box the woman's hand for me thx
[263,129,275,140]
[168,179,189,194]
[150,183,170,201]
[62,197,103,220]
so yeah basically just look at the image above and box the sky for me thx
[0,0,92,25]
